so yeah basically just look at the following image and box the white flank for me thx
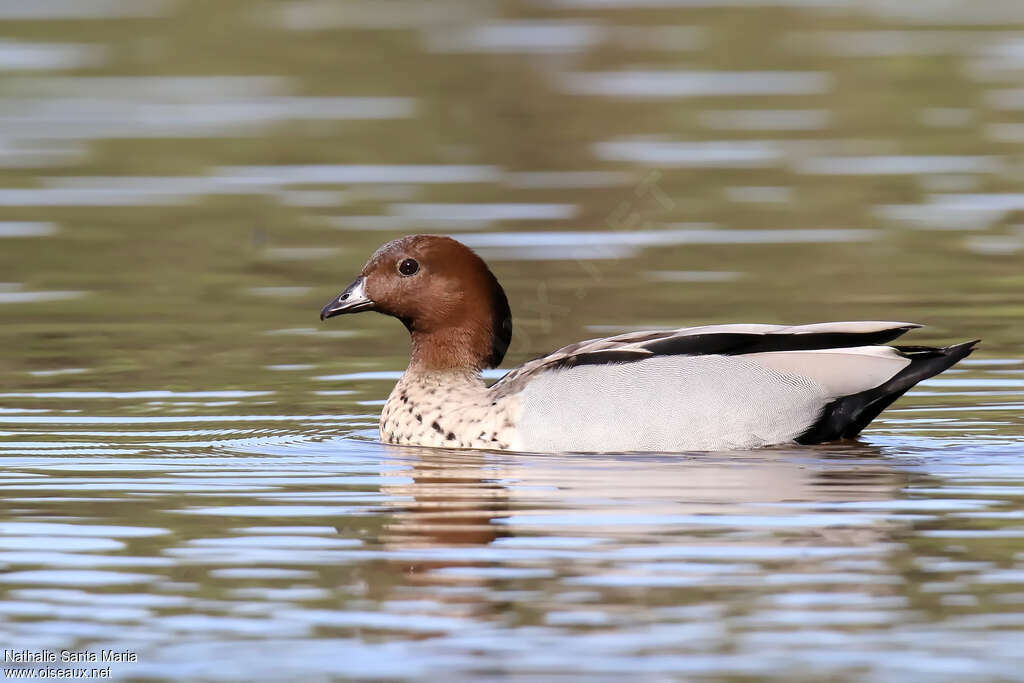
[517,355,832,452]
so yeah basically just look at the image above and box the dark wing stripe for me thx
[643,328,918,357]
[539,327,920,374]
[490,323,920,394]
[796,340,979,444]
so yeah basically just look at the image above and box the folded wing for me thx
[494,320,921,393]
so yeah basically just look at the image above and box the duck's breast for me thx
[381,374,523,450]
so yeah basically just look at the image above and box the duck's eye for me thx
[398,258,419,276]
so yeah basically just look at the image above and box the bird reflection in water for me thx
[368,443,912,580]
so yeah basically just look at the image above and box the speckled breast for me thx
[378,372,521,450]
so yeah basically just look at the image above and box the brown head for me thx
[320,235,512,371]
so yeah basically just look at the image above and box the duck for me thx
[320,234,977,452]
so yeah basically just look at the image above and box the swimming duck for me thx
[320,234,977,452]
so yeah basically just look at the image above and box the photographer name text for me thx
[4,650,136,664]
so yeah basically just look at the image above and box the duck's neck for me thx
[408,327,489,376]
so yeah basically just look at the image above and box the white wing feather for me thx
[744,346,910,398]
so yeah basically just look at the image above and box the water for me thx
[1,0,1023,680]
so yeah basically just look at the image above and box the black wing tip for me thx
[797,337,980,445]
[912,339,979,375]
[958,338,982,353]
[944,338,981,362]
[896,339,981,360]
[866,322,922,345]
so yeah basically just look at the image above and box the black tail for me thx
[796,340,979,445]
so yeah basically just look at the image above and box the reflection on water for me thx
[1,0,1024,680]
